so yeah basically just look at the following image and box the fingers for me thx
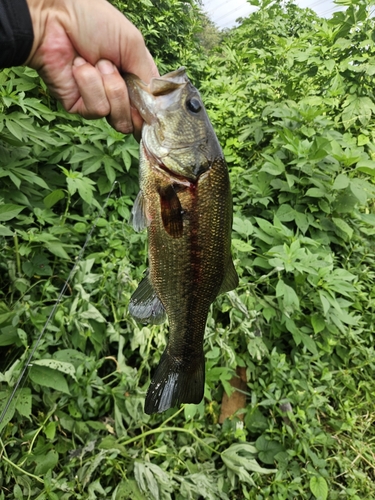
[130,107,143,142]
[120,29,160,83]
[71,57,133,134]
[70,57,110,118]
[96,59,133,134]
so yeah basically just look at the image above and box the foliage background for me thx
[1,0,375,498]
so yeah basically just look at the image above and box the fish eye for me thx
[186,97,202,113]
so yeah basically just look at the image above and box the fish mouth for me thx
[125,68,189,125]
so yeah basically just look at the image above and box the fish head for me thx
[125,67,223,181]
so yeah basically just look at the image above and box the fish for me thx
[125,67,238,414]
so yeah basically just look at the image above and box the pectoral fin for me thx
[129,191,149,232]
[219,258,239,295]
[159,185,184,238]
[129,271,166,325]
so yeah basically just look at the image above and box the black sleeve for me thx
[0,0,34,68]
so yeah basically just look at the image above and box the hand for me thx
[25,0,159,136]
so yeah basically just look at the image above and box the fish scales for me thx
[125,67,238,414]
[147,155,231,348]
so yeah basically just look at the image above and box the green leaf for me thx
[45,241,70,259]
[13,484,23,500]
[15,387,32,418]
[134,461,170,500]
[53,349,86,368]
[0,224,13,236]
[222,442,276,484]
[25,171,50,189]
[0,392,15,432]
[29,365,70,394]
[311,314,325,334]
[342,96,375,129]
[255,435,284,464]
[69,149,102,164]
[44,189,65,208]
[0,387,31,431]
[66,174,96,205]
[319,291,331,315]
[121,150,132,171]
[332,174,349,190]
[260,154,285,175]
[44,421,57,440]
[356,160,375,177]
[114,480,144,500]
[0,204,25,222]
[276,280,299,310]
[80,304,106,323]
[5,117,23,141]
[300,332,318,356]
[332,217,353,240]
[233,216,253,237]
[276,204,295,222]
[305,188,326,198]
[295,212,309,234]
[33,359,77,381]
[104,162,116,184]
[34,450,59,475]
[358,134,369,146]
[350,179,368,205]
[232,238,254,252]
[245,407,269,433]
[0,328,19,346]
[310,475,328,500]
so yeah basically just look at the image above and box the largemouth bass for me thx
[125,67,238,414]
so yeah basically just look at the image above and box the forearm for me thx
[0,0,34,67]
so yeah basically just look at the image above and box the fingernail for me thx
[97,60,115,75]
[73,57,87,67]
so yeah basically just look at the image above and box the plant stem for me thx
[13,232,21,276]
[18,405,57,467]
[119,426,219,455]
[61,190,71,225]
[159,406,185,427]
[1,454,44,483]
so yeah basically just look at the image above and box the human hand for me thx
[25,0,159,136]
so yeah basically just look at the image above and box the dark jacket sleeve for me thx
[0,0,34,68]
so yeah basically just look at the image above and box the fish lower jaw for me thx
[143,142,198,185]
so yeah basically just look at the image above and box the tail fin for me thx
[144,349,205,414]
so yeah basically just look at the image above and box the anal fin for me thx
[129,270,166,325]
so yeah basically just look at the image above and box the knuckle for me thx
[94,98,111,117]
[107,81,127,101]
[107,117,133,135]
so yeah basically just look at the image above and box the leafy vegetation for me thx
[1,0,375,498]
